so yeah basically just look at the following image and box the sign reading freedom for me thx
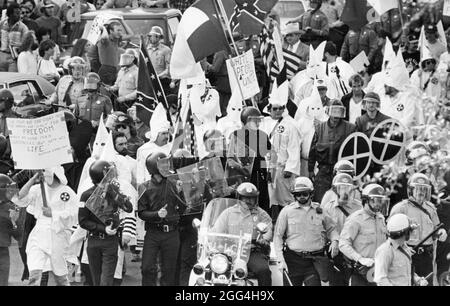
[7,112,73,169]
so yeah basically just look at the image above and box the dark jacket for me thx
[355,111,391,138]
[0,201,20,247]
[341,91,366,122]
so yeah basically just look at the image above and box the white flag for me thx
[367,0,398,16]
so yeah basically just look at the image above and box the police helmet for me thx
[361,184,389,214]
[405,141,429,164]
[89,160,112,184]
[240,107,262,125]
[387,214,415,239]
[0,89,14,110]
[292,177,314,193]
[333,160,355,176]
[145,152,167,176]
[236,182,259,198]
[84,72,101,91]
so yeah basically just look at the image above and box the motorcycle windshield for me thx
[197,198,253,264]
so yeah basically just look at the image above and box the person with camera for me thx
[374,213,428,286]
[274,177,339,286]
[138,152,186,286]
[17,167,79,286]
[339,184,388,286]
[78,160,133,286]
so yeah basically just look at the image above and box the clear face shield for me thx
[205,136,225,153]
[334,184,355,203]
[246,115,263,130]
[84,78,99,91]
[368,196,390,215]
[239,195,258,209]
[411,184,432,204]
[325,105,346,119]
[119,54,134,67]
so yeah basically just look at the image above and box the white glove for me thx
[417,277,428,286]
[158,205,168,218]
[438,228,448,242]
[358,257,374,267]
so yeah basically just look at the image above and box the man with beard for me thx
[390,173,448,286]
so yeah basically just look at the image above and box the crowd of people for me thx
[0,0,450,287]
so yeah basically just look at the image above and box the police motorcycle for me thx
[188,197,268,286]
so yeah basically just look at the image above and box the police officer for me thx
[138,152,186,286]
[78,160,133,286]
[339,184,388,286]
[322,173,362,286]
[308,99,356,203]
[274,177,339,286]
[321,160,356,207]
[374,213,428,286]
[389,173,448,285]
[340,24,378,63]
[212,182,273,286]
[286,0,329,48]
[74,72,113,129]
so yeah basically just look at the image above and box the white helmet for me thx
[333,160,355,176]
[292,177,314,193]
[387,214,415,239]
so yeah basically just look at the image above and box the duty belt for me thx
[409,244,433,255]
[285,246,326,258]
[149,223,178,233]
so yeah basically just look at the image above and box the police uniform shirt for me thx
[374,239,413,286]
[112,64,138,101]
[75,92,113,122]
[298,9,329,39]
[323,199,362,234]
[147,43,171,78]
[390,200,440,246]
[339,207,387,262]
[137,177,186,229]
[273,201,339,257]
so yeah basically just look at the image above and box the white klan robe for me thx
[294,87,328,176]
[21,168,79,276]
[216,89,243,142]
[260,82,301,207]
[321,57,355,99]
[189,82,221,158]
[366,37,397,96]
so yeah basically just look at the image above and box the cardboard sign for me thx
[350,51,370,73]
[7,112,73,170]
[338,132,372,180]
[86,13,120,45]
[66,0,81,23]
[370,119,406,165]
[226,50,260,100]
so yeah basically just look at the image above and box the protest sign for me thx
[7,112,73,169]
[66,0,81,23]
[226,50,260,100]
[86,13,121,45]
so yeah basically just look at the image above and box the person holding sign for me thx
[17,167,79,286]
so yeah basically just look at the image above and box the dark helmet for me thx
[145,152,167,176]
[236,182,259,198]
[240,107,262,125]
[0,174,13,188]
[0,89,14,110]
[89,160,112,184]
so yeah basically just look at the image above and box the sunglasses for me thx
[423,60,434,65]
[272,106,285,111]
[294,192,310,198]
[115,124,128,130]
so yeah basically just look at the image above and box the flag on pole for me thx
[259,24,277,77]
[367,0,397,16]
[136,40,170,126]
[226,0,279,35]
[170,0,230,79]
[269,48,302,80]
[171,101,198,157]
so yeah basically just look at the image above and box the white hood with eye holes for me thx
[44,166,68,186]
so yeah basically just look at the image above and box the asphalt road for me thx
[7,241,142,286]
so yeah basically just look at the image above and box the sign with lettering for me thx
[86,13,121,45]
[7,112,73,169]
[66,0,81,23]
[226,50,260,100]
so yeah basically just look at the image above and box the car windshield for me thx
[274,1,305,18]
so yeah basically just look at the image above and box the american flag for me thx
[259,24,276,77]
[269,48,302,80]
[171,101,198,157]
[136,39,171,126]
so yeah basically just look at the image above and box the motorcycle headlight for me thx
[233,258,247,279]
[193,264,204,275]
[210,254,229,274]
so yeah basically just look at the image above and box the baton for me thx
[283,269,293,286]
[413,223,445,252]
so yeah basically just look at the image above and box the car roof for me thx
[81,8,181,19]
[0,72,55,96]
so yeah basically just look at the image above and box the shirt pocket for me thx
[77,101,88,117]
[287,219,302,235]
[92,101,104,120]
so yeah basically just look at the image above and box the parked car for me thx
[0,72,55,118]
[70,8,182,48]
[272,0,305,34]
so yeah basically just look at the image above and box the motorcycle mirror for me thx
[192,218,201,230]
[256,222,268,234]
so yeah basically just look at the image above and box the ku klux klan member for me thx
[17,167,79,286]
[308,99,356,203]
[136,103,172,186]
[295,86,328,177]
[260,81,301,221]
[380,52,424,129]
[216,89,243,142]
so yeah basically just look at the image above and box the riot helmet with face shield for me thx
[236,182,259,210]
[362,184,389,214]
[332,173,355,203]
[407,173,432,204]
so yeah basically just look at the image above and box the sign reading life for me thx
[7,112,73,169]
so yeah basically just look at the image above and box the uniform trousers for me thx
[141,229,179,286]
[0,247,9,286]
[86,235,119,286]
